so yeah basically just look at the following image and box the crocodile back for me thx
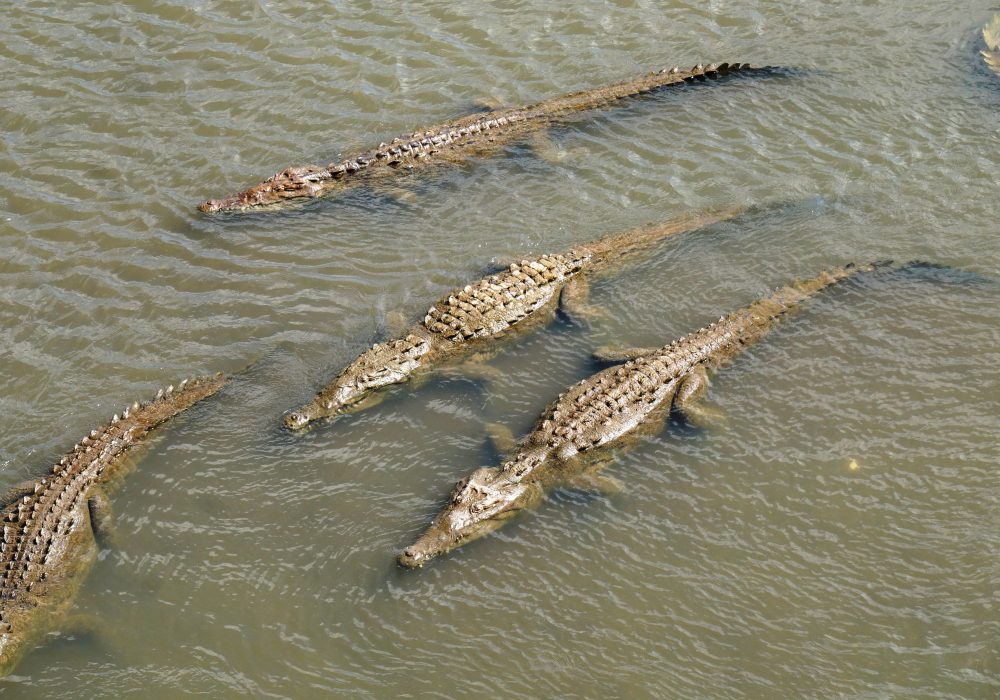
[522,263,874,465]
[421,252,589,342]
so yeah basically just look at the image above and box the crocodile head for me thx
[199,165,331,213]
[283,334,432,430]
[398,465,544,568]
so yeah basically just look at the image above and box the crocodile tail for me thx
[983,14,1000,77]
[532,62,771,117]
[581,203,752,265]
[757,261,886,316]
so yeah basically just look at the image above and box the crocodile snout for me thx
[283,411,310,430]
[397,547,424,569]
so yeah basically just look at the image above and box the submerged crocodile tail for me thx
[983,13,1000,77]
[755,261,884,318]
[581,202,752,264]
[535,62,771,117]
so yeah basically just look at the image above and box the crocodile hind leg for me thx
[560,456,624,495]
[529,130,567,164]
[559,277,607,324]
[561,472,625,495]
[87,488,119,549]
[56,614,112,641]
[671,365,723,429]
[591,345,660,363]
[437,354,504,383]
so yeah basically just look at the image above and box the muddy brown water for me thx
[1,1,998,697]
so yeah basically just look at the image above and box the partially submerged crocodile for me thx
[398,263,883,568]
[983,14,1000,78]
[199,62,771,213]
[283,204,753,431]
[0,374,225,677]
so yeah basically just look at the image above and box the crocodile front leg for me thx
[671,365,723,429]
[484,422,518,456]
[333,389,390,417]
[591,345,660,363]
[384,310,410,338]
[561,472,625,495]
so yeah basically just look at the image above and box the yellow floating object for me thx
[848,459,860,471]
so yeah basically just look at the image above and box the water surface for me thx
[1,1,998,697]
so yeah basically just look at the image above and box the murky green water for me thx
[1,1,998,696]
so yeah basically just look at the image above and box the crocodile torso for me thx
[283,205,748,430]
[398,263,880,568]
[199,62,769,213]
[983,14,1000,78]
[0,373,225,676]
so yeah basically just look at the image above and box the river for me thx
[1,1,998,696]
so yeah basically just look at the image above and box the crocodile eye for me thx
[450,479,468,503]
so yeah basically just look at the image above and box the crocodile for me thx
[283,203,754,431]
[0,373,225,677]
[199,62,772,213]
[983,14,1000,78]
[397,262,884,568]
